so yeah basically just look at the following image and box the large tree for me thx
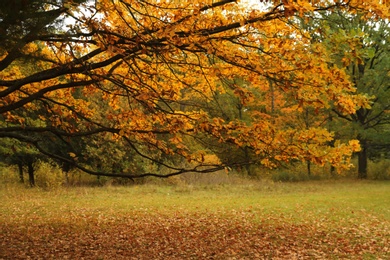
[1,0,388,179]
[298,7,390,178]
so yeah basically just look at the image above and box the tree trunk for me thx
[27,161,35,187]
[307,161,311,176]
[243,147,254,176]
[17,162,24,183]
[358,140,368,179]
[330,165,336,177]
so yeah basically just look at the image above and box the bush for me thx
[0,165,21,186]
[34,161,65,189]
[369,159,390,180]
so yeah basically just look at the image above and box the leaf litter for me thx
[1,208,389,259]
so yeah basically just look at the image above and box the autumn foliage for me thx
[1,0,389,178]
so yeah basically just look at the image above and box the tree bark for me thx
[330,165,336,177]
[27,161,35,187]
[358,139,368,179]
[17,162,24,183]
[307,161,311,176]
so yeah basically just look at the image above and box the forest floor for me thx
[0,180,389,259]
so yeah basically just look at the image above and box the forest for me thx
[0,0,389,184]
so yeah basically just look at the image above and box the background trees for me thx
[299,8,390,178]
[1,0,388,179]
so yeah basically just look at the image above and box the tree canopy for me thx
[296,6,390,177]
[1,0,389,178]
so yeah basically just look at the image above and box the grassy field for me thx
[0,180,389,259]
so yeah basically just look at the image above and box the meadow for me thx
[0,176,389,259]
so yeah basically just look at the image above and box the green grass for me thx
[1,180,389,259]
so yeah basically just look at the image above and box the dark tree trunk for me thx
[17,162,24,183]
[330,165,336,177]
[243,147,253,176]
[27,161,35,187]
[307,161,311,176]
[358,140,368,179]
[62,162,72,185]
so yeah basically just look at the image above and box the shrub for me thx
[34,161,65,189]
[0,165,20,186]
[369,159,390,180]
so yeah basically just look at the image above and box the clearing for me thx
[0,180,389,259]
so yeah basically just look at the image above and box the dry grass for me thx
[0,180,389,259]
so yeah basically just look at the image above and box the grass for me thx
[0,180,389,259]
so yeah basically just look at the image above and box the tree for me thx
[0,138,40,186]
[1,0,387,179]
[298,7,390,178]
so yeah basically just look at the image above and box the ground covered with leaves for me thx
[1,181,389,259]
